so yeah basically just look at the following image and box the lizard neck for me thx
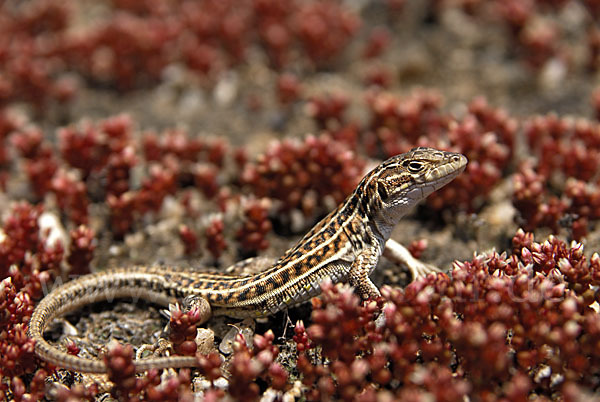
[349,172,414,246]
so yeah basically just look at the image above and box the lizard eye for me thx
[403,160,424,173]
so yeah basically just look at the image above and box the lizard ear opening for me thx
[377,184,388,200]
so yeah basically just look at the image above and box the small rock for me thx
[38,211,68,248]
[213,71,238,107]
[196,327,215,355]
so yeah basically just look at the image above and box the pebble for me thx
[213,71,238,107]
[38,211,68,248]
[195,327,216,355]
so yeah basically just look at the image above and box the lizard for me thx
[27,147,467,373]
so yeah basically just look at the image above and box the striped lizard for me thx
[27,147,467,373]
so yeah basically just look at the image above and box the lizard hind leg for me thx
[181,295,213,324]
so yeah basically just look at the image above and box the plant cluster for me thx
[235,198,272,256]
[0,1,76,110]
[0,203,62,398]
[241,135,366,218]
[48,0,360,89]
[513,114,600,239]
[363,91,515,212]
[291,230,600,400]
[104,342,195,402]
[434,0,599,72]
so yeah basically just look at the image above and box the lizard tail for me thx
[27,270,207,373]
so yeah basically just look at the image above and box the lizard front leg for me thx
[383,238,441,280]
[348,246,381,300]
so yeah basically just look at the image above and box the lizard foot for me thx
[181,295,212,324]
[383,239,442,281]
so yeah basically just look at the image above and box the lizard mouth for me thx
[423,153,468,189]
[406,153,468,202]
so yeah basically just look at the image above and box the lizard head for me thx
[369,147,468,219]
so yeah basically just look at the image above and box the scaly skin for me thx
[27,147,467,373]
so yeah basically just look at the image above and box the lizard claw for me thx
[407,259,442,280]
